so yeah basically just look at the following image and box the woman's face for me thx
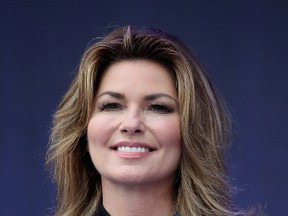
[87,60,181,188]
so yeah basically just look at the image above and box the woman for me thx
[47,26,253,216]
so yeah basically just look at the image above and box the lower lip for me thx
[114,150,151,159]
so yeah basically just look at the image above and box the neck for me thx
[101,179,175,216]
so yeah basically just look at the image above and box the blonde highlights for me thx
[47,26,243,216]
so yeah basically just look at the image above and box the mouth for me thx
[115,146,152,153]
[111,142,156,153]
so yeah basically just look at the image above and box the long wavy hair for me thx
[47,26,249,216]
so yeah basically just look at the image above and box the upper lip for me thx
[110,141,156,151]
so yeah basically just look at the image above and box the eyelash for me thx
[99,102,122,111]
[147,104,174,114]
[99,102,174,114]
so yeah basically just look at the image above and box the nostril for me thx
[120,128,143,135]
[134,129,142,133]
[119,117,145,134]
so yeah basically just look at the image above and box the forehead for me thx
[97,60,177,97]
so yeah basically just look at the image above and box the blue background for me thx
[1,0,287,215]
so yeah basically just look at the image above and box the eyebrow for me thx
[97,91,177,103]
[144,93,178,103]
[98,91,124,99]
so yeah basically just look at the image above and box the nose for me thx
[119,107,145,135]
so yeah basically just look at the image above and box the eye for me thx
[99,102,123,111]
[147,104,174,114]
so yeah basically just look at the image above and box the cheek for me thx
[154,117,181,148]
[156,118,182,172]
[87,115,113,148]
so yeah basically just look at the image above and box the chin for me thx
[116,172,150,184]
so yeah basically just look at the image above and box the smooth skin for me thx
[87,60,181,216]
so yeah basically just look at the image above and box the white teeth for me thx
[117,146,150,153]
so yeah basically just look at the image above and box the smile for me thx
[117,146,151,153]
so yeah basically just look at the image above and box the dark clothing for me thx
[94,204,180,216]
[94,204,110,216]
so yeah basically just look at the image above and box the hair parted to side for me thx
[46,26,252,216]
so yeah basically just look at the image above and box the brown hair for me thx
[47,26,247,215]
